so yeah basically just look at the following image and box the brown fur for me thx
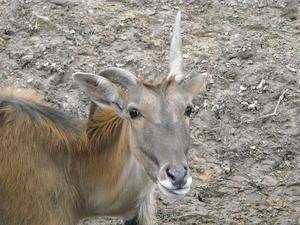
[0,87,45,104]
[0,88,132,225]
[75,107,132,205]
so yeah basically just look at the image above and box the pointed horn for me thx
[168,11,184,82]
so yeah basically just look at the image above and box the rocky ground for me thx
[1,0,300,224]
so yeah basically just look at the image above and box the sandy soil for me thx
[0,0,300,224]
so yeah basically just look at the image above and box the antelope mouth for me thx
[158,183,190,197]
[157,177,192,198]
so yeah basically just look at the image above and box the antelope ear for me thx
[73,72,125,114]
[182,74,206,99]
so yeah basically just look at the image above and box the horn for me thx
[73,67,137,89]
[167,11,184,82]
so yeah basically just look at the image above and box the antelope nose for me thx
[166,165,188,188]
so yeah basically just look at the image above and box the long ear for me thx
[73,67,137,115]
[167,11,184,83]
[73,72,125,115]
[182,74,206,99]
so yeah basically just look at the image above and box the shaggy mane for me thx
[86,107,128,153]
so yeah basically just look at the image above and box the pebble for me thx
[35,15,50,29]
[256,79,266,90]
[27,78,34,84]
[248,101,258,110]
[222,161,231,174]
[238,48,254,60]
[241,101,248,106]
[49,69,65,85]
[239,85,247,92]
[20,54,34,67]
[145,9,156,16]
[286,64,297,73]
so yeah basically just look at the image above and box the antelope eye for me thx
[185,105,193,117]
[128,107,142,119]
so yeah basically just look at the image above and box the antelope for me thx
[0,12,205,225]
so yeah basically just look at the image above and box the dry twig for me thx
[244,89,289,123]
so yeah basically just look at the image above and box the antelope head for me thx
[73,11,205,198]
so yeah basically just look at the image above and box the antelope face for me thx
[126,78,200,198]
[73,11,205,198]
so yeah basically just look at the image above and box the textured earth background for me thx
[1,0,300,224]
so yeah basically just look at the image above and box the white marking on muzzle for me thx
[158,176,192,197]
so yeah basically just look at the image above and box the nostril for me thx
[183,165,188,174]
[166,167,176,181]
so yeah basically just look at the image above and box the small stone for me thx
[20,54,34,67]
[51,0,68,7]
[256,79,266,90]
[248,101,258,110]
[222,68,239,80]
[241,101,248,106]
[4,26,15,36]
[62,103,68,109]
[212,104,220,112]
[33,81,43,89]
[183,53,190,59]
[35,15,50,29]
[238,48,254,60]
[116,63,125,67]
[27,78,34,84]
[30,36,40,43]
[36,62,42,70]
[49,69,65,85]
[239,85,247,92]
[250,146,256,150]
[286,64,297,73]
[145,9,156,16]
[222,161,231,174]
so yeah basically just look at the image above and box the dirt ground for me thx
[1,0,300,224]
